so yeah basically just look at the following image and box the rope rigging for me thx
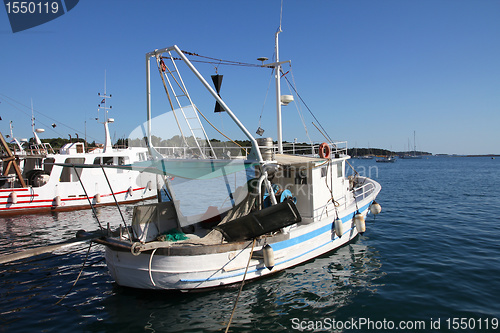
[281,74,334,144]
[154,55,245,156]
[162,53,262,68]
[161,49,336,154]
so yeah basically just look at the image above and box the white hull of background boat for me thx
[0,147,157,215]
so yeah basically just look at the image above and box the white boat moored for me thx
[97,32,381,291]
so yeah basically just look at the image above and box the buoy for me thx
[334,218,343,238]
[95,193,101,203]
[263,244,275,270]
[9,192,18,204]
[353,213,366,233]
[319,142,331,159]
[370,201,382,215]
[53,196,61,207]
[128,187,133,196]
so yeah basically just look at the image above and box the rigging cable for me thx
[0,93,99,142]
[72,164,104,231]
[194,105,245,152]
[177,53,262,68]
[156,55,190,149]
[225,238,257,333]
[257,65,275,131]
[282,66,314,145]
[55,242,93,305]
[281,74,334,143]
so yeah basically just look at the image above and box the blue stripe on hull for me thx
[180,201,373,283]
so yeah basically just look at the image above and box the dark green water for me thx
[1,157,499,332]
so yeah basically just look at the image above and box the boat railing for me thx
[353,181,376,202]
[316,193,349,220]
[29,143,55,155]
[153,145,249,159]
[279,141,348,157]
[150,141,349,160]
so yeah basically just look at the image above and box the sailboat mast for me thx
[413,130,416,156]
[275,28,283,154]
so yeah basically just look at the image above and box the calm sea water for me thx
[1,157,499,332]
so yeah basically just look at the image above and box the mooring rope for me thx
[224,238,256,333]
[99,164,132,240]
[55,242,92,305]
[72,165,104,231]
[148,248,158,287]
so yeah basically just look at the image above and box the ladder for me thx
[156,53,216,159]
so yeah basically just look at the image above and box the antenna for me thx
[279,0,283,31]
[97,70,114,152]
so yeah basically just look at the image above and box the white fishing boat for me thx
[97,31,381,291]
[0,93,157,215]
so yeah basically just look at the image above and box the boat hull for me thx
[0,188,156,216]
[104,188,379,291]
[0,154,158,216]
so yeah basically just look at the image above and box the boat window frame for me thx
[60,157,85,182]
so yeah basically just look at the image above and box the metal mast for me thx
[275,28,283,154]
[98,71,113,153]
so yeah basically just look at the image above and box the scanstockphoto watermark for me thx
[346,164,379,179]
[290,317,425,331]
[290,317,499,331]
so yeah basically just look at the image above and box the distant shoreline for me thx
[435,154,500,157]
[465,154,500,157]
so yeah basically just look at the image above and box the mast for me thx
[98,71,113,153]
[9,121,24,152]
[413,130,417,156]
[275,28,283,154]
[146,55,152,154]
[31,99,43,146]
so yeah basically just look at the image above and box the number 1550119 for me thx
[446,318,498,330]
[5,2,60,14]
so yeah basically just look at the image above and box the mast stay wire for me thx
[257,53,276,131]
[166,49,334,147]
[0,93,99,142]
[281,65,314,145]
[281,73,334,144]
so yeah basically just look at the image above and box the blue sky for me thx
[1,0,499,155]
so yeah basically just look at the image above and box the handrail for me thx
[353,181,375,201]
[151,145,249,159]
[277,141,348,156]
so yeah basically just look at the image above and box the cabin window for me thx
[103,157,113,165]
[137,152,146,161]
[93,157,101,165]
[321,166,327,178]
[118,157,128,165]
[76,143,84,153]
[43,158,55,174]
[337,162,343,178]
[295,166,307,184]
[60,158,84,182]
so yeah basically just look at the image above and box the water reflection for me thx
[0,202,382,333]
[94,240,382,332]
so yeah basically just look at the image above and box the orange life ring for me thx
[319,142,331,159]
